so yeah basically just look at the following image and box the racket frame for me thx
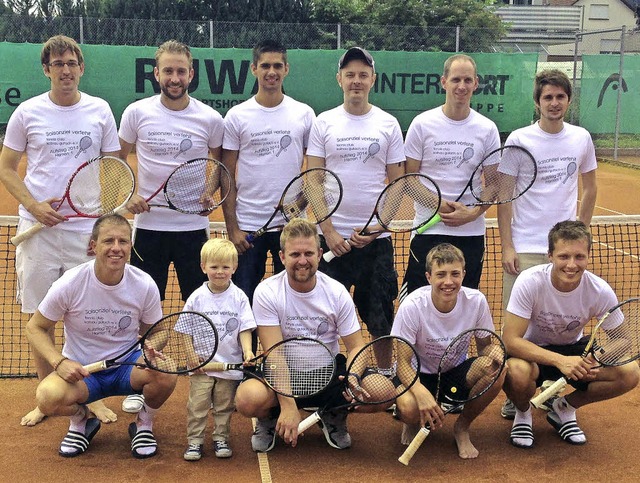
[10,155,135,247]
[202,336,337,398]
[83,311,218,375]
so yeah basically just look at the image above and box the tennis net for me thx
[1,215,639,377]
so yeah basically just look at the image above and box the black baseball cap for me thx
[338,47,375,71]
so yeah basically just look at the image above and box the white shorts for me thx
[15,218,92,313]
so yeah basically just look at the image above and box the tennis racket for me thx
[530,297,640,409]
[10,156,135,247]
[398,328,506,465]
[415,145,537,234]
[246,167,343,243]
[83,311,218,375]
[298,335,420,434]
[202,337,336,398]
[323,173,441,262]
[118,157,231,216]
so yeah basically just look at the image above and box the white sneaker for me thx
[122,394,145,414]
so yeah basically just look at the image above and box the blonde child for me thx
[182,238,256,461]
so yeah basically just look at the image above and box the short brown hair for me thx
[280,218,320,251]
[534,69,572,104]
[548,220,591,254]
[41,35,84,66]
[426,243,466,273]
[155,39,192,68]
[91,214,131,241]
[443,54,477,78]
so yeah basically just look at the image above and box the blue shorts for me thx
[83,350,142,404]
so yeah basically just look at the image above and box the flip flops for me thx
[58,417,101,457]
[509,421,534,449]
[128,422,158,459]
[546,410,587,445]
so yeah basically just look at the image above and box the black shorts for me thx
[131,228,207,301]
[419,358,476,403]
[319,237,397,337]
[403,234,485,297]
[534,336,591,391]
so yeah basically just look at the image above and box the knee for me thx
[35,379,67,415]
[234,382,269,417]
[504,359,536,393]
[620,365,640,392]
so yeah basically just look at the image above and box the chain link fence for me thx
[0,14,503,52]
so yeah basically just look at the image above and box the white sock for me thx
[68,405,88,433]
[511,404,533,447]
[552,396,577,424]
[135,402,157,432]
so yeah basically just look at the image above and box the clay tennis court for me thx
[1,155,639,482]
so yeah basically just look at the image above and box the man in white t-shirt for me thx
[392,243,504,459]
[119,40,223,414]
[221,39,315,307]
[26,214,177,459]
[234,219,365,452]
[120,39,224,304]
[401,54,500,301]
[306,47,405,341]
[503,221,639,449]
[0,35,121,426]
[499,70,598,420]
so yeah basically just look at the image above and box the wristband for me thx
[52,356,68,371]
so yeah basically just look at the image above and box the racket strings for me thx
[281,169,342,224]
[376,174,440,232]
[143,312,218,373]
[262,339,335,397]
[68,157,134,216]
[593,302,640,365]
[471,146,536,205]
[165,158,229,214]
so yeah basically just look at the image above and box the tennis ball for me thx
[451,387,458,394]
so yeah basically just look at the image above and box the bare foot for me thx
[21,406,47,427]
[88,400,118,423]
[453,421,479,459]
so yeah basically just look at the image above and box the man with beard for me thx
[0,34,121,426]
[234,219,365,452]
[118,39,224,413]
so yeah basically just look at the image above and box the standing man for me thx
[119,39,224,412]
[0,35,121,426]
[498,69,598,419]
[503,221,638,448]
[235,219,365,452]
[26,214,177,458]
[221,39,315,305]
[306,47,405,341]
[401,54,500,300]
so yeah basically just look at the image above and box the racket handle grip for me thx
[114,206,130,216]
[530,377,567,408]
[83,361,108,374]
[416,214,442,235]
[322,239,352,262]
[10,222,45,246]
[398,427,430,465]
[298,412,322,434]
[200,361,229,372]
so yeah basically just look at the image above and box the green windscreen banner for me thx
[0,42,537,132]
[580,54,640,134]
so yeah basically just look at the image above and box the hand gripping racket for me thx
[118,157,231,216]
[398,328,506,465]
[323,173,441,262]
[246,167,343,243]
[415,145,537,234]
[298,336,420,434]
[83,311,218,375]
[530,298,640,409]
[202,337,336,398]
[10,156,135,246]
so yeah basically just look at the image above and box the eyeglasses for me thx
[47,60,81,69]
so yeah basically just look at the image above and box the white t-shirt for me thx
[404,107,501,236]
[180,281,256,380]
[38,260,162,364]
[306,105,405,239]
[507,264,618,346]
[253,271,361,357]
[119,95,224,231]
[505,122,598,253]
[391,286,494,373]
[223,95,315,231]
[4,91,120,232]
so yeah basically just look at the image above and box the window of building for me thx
[590,4,609,20]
